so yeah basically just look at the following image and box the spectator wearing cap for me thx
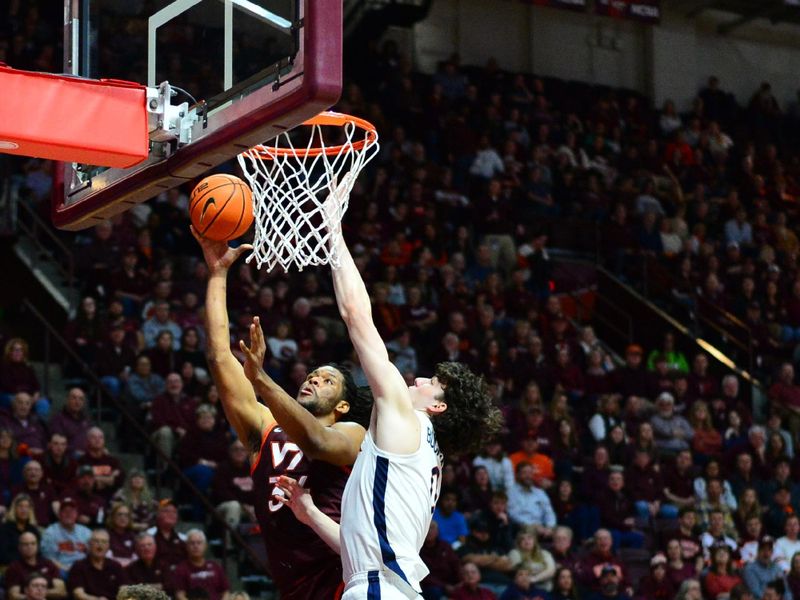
[612,344,654,400]
[703,545,742,600]
[587,563,629,600]
[77,427,124,500]
[774,514,800,573]
[650,392,694,454]
[433,489,469,547]
[67,528,127,600]
[508,433,553,489]
[67,465,106,527]
[743,536,785,598]
[635,554,675,600]
[420,521,461,600]
[172,530,229,600]
[146,500,186,573]
[457,513,514,594]
[40,497,91,576]
[769,363,800,440]
[3,531,65,600]
[449,562,498,600]
[506,463,556,539]
[48,388,91,456]
[125,533,168,590]
[12,461,57,527]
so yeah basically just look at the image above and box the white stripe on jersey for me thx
[340,410,444,593]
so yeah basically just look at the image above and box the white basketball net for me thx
[237,113,379,272]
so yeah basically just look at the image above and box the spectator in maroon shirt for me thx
[41,434,76,497]
[0,494,40,565]
[769,363,800,440]
[596,471,644,550]
[125,533,169,591]
[577,529,631,593]
[662,449,697,512]
[48,388,91,457]
[12,461,56,526]
[2,393,48,457]
[581,445,611,502]
[549,348,584,400]
[664,508,703,571]
[175,404,228,519]
[149,373,198,461]
[612,344,653,401]
[210,440,254,536]
[635,554,675,600]
[450,561,498,600]
[66,529,127,600]
[0,339,48,418]
[148,500,186,574]
[106,503,136,567]
[77,427,124,500]
[687,353,718,401]
[172,530,229,600]
[68,466,107,528]
[3,531,65,600]
[626,449,667,520]
[420,520,461,599]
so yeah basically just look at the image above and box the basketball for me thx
[189,174,254,241]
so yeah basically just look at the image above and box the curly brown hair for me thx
[431,362,503,456]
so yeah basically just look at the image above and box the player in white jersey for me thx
[273,193,502,598]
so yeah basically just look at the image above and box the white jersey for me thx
[340,410,444,593]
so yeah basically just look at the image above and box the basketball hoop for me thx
[238,111,379,272]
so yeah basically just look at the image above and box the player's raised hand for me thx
[238,316,267,382]
[274,475,317,525]
[190,225,252,275]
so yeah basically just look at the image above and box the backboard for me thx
[53,0,342,230]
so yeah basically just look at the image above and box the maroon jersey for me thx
[252,423,348,600]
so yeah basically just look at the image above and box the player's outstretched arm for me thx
[275,476,341,553]
[193,227,273,453]
[325,201,418,448]
[240,317,364,466]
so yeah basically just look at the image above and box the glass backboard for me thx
[53,0,342,230]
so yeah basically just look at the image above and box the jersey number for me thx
[429,466,441,514]
[267,441,305,513]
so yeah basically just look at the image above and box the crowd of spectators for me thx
[9,0,800,599]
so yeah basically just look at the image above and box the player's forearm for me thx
[252,370,331,457]
[303,504,341,554]
[206,273,234,358]
[329,233,372,323]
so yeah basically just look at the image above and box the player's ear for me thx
[335,400,351,415]
[428,401,447,415]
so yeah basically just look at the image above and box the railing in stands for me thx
[21,298,269,575]
[15,196,76,295]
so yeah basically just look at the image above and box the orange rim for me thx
[248,111,378,159]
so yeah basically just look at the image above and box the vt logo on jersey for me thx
[267,430,307,512]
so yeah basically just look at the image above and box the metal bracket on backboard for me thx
[146,81,198,145]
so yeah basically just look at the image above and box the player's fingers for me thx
[238,339,252,356]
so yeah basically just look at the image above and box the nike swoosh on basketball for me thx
[200,197,216,224]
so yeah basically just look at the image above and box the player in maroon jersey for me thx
[193,229,370,600]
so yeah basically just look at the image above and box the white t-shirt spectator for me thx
[469,148,505,179]
[774,536,800,572]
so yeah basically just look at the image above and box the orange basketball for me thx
[189,174,254,241]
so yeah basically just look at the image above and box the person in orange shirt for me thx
[509,432,554,489]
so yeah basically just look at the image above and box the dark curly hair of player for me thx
[431,362,503,456]
[324,362,373,429]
